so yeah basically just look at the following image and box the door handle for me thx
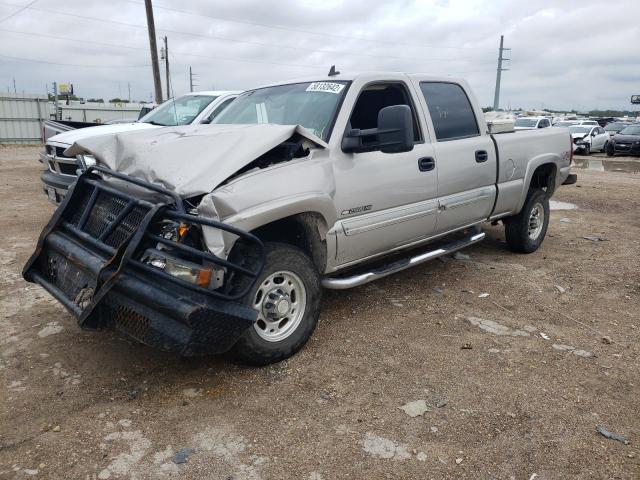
[475,150,488,163]
[418,157,435,172]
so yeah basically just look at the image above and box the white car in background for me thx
[41,91,241,203]
[569,125,609,155]
[553,120,580,127]
[514,116,551,130]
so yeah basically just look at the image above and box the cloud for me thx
[0,0,637,110]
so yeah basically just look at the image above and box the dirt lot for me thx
[1,145,638,479]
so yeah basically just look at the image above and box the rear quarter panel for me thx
[492,127,572,217]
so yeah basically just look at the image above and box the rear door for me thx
[415,81,497,234]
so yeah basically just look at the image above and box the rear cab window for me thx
[419,82,479,141]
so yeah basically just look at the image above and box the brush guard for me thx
[23,166,265,355]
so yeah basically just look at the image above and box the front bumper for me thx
[24,167,265,356]
[41,170,75,204]
[611,143,640,155]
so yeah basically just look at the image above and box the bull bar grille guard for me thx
[23,166,266,355]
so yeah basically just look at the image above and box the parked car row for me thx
[552,118,639,157]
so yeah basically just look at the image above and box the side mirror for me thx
[591,131,597,137]
[342,104,414,154]
[378,105,414,154]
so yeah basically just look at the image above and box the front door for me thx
[332,81,439,266]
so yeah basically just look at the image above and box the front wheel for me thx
[230,243,321,365]
[504,188,550,253]
[606,142,615,156]
[583,144,591,155]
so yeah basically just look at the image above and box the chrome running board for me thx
[322,231,485,290]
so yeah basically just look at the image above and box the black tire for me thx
[583,144,591,155]
[504,188,549,254]
[606,142,615,156]
[229,242,321,366]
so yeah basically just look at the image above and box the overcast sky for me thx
[0,0,638,111]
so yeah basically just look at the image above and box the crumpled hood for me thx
[65,123,327,197]
[49,122,157,146]
[571,133,588,140]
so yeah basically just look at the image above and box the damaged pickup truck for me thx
[23,72,577,365]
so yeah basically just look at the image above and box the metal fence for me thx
[0,93,48,144]
[0,93,145,144]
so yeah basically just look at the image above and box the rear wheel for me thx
[504,188,549,254]
[229,243,321,365]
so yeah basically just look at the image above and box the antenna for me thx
[328,65,340,77]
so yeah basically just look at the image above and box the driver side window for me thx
[348,82,421,142]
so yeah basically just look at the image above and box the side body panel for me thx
[491,127,571,216]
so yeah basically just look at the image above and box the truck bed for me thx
[491,127,572,218]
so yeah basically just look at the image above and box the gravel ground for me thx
[0,146,639,479]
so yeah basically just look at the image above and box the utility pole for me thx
[162,36,170,99]
[189,66,197,92]
[12,77,16,93]
[493,35,510,111]
[144,0,163,104]
[128,82,131,102]
[52,81,59,120]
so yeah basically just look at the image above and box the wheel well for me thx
[530,163,557,197]
[249,213,328,273]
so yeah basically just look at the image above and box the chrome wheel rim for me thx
[253,270,307,342]
[528,202,544,240]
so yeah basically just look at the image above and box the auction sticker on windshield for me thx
[306,82,345,94]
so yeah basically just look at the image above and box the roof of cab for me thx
[253,71,465,90]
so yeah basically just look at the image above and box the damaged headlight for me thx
[142,249,222,288]
[160,221,190,243]
[75,154,96,172]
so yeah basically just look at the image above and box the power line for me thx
[0,0,37,23]
[0,53,151,68]
[0,27,496,73]
[122,0,495,51]
[0,1,494,63]
[0,27,148,52]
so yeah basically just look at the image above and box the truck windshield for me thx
[213,81,349,141]
[514,118,538,127]
[139,95,217,126]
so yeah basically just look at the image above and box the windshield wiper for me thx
[143,120,170,126]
